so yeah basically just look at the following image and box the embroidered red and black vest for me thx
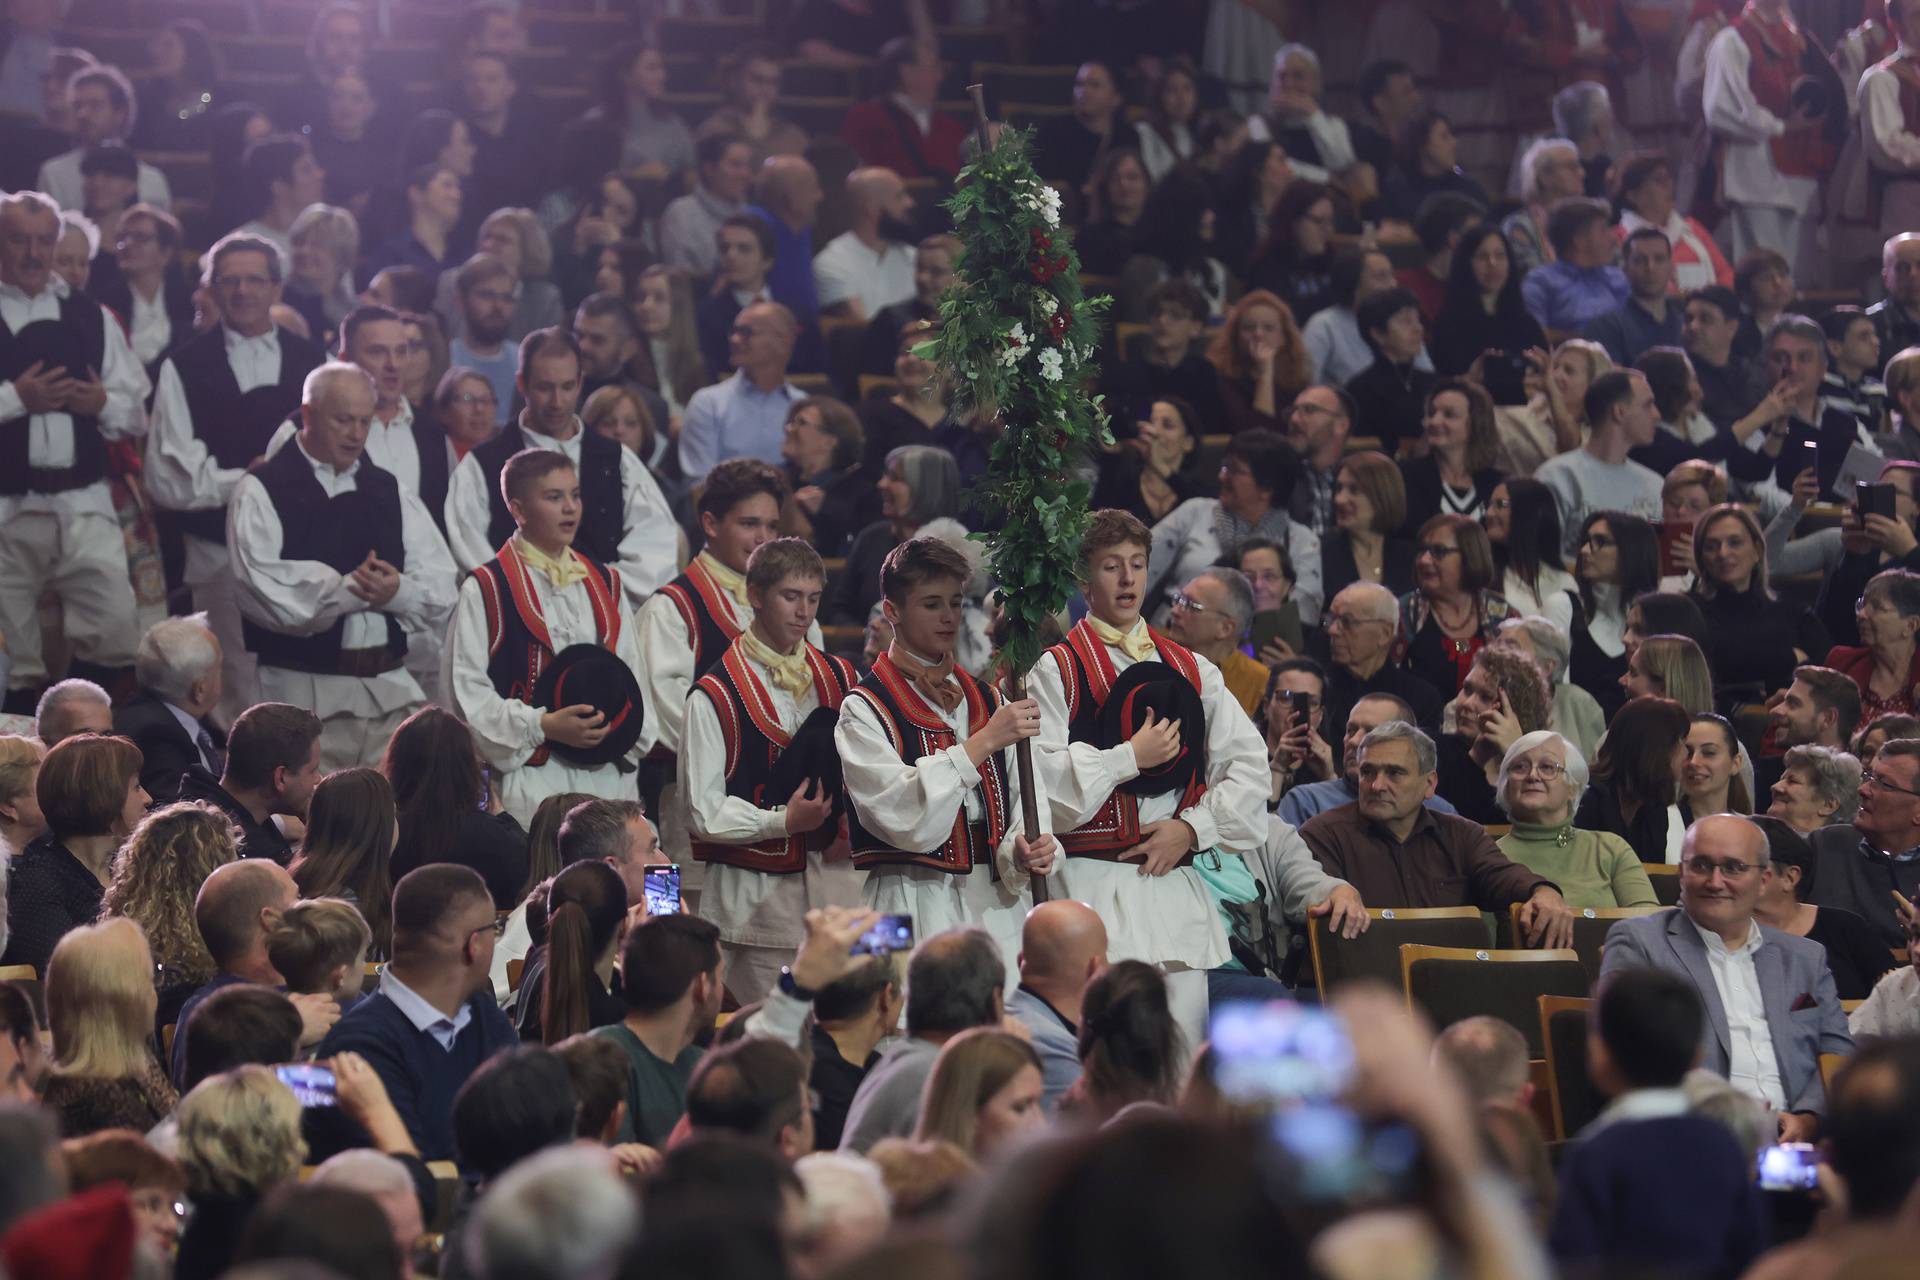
[1043,618,1209,864]
[689,638,858,874]
[472,539,625,767]
[846,653,1010,876]
[1735,8,1838,179]
[657,558,746,683]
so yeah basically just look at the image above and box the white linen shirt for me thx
[145,326,286,513]
[812,231,916,317]
[266,397,420,497]
[1861,59,1920,172]
[1703,25,1820,210]
[1693,919,1789,1110]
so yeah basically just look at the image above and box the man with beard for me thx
[448,254,517,424]
[811,168,916,324]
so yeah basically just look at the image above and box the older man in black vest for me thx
[445,327,676,613]
[0,189,150,715]
[146,231,325,724]
[228,362,457,771]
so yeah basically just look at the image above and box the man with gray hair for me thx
[1299,719,1576,946]
[1319,582,1445,749]
[1434,1015,1534,1110]
[0,188,150,716]
[309,1149,424,1267]
[1167,567,1269,718]
[145,230,326,724]
[32,677,110,746]
[115,614,224,801]
[1249,44,1358,185]
[227,361,456,770]
[464,1145,640,1280]
[1551,80,1617,199]
[679,300,805,481]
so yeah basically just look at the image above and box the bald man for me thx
[171,858,337,1087]
[1434,1015,1534,1110]
[1006,900,1109,1112]
[748,156,825,321]
[678,300,805,481]
[812,166,917,323]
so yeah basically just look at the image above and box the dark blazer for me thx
[1320,531,1417,604]
[1598,908,1854,1114]
[114,691,222,805]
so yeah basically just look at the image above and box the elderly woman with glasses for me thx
[1395,513,1515,697]
[1495,730,1658,910]
[1750,815,1896,1001]
[1825,569,1920,721]
[1765,744,1862,836]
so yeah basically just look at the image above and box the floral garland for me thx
[921,126,1111,677]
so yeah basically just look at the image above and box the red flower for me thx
[1048,312,1068,339]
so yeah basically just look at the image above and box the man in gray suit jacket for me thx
[1599,814,1854,1142]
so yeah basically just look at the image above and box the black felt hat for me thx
[530,644,645,766]
[1096,661,1206,797]
[765,705,846,827]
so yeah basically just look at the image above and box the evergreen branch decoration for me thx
[921,125,1111,677]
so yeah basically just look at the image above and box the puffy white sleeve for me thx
[445,575,544,770]
[444,452,499,573]
[1704,26,1785,142]
[1028,646,1140,831]
[95,301,149,440]
[681,689,791,845]
[227,476,366,634]
[614,445,679,606]
[145,360,245,510]
[1188,654,1273,855]
[835,692,978,851]
[1863,66,1920,169]
[633,591,693,758]
[382,489,459,634]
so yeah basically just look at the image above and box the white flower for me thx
[1037,294,1058,317]
[1038,348,1064,382]
[997,322,1027,368]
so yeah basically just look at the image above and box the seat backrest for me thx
[1401,945,1588,1056]
[1507,904,1663,984]
[1309,908,1490,996]
[1643,864,1680,906]
[1538,995,1598,1141]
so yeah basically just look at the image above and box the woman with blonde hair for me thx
[583,382,682,506]
[0,735,46,860]
[632,264,710,420]
[288,768,398,960]
[174,1065,307,1280]
[1688,503,1830,705]
[1498,338,1610,476]
[1208,290,1310,434]
[101,801,240,1025]
[41,918,177,1137]
[913,1028,1046,1159]
[1620,633,1716,715]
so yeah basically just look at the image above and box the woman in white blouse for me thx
[1136,58,1202,181]
[1484,477,1575,629]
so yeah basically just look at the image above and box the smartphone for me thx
[1250,608,1292,655]
[1757,1142,1821,1192]
[643,865,681,916]
[1654,520,1693,578]
[1857,481,1898,522]
[852,914,914,956]
[1210,1000,1355,1104]
[1483,350,1529,406]
[1272,688,1298,737]
[275,1063,338,1108]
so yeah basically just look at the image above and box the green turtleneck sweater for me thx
[1496,820,1659,911]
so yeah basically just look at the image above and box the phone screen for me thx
[1757,1143,1821,1192]
[275,1063,338,1108]
[852,914,914,956]
[643,865,681,916]
[1210,1000,1354,1104]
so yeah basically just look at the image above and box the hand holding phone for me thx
[643,865,681,916]
[275,1062,338,1108]
[1757,1142,1821,1192]
[851,914,914,957]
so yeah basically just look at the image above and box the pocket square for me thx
[1790,992,1818,1012]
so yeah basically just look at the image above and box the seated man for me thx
[1313,585,1446,751]
[809,955,901,1151]
[684,1038,814,1160]
[115,615,225,803]
[679,302,807,482]
[1299,720,1575,945]
[1550,969,1766,1278]
[1521,198,1629,338]
[1279,691,1458,827]
[1599,814,1854,1142]
[175,701,322,866]
[32,678,113,747]
[591,913,726,1148]
[1004,900,1108,1114]
[1807,736,1920,949]
[317,864,518,1162]
[1166,567,1269,717]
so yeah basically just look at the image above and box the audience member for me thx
[37,64,171,211]
[1806,737,1920,948]
[1346,287,1435,452]
[176,702,321,866]
[287,767,396,959]
[1522,199,1629,337]
[99,800,238,1023]
[659,132,756,279]
[1004,900,1106,1113]
[1433,1014,1532,1111]
[1497,730,1658,909]
[1749,814,1895,1001]
[591,912,724,1147]
[0,737,47,863]
[1584,229,1683,368]
[42,918,176,1136]
[169,857,315,1087]
[173,1066,305,1280]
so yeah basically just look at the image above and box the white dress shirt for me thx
[1693,919,1789,1110]
[127,285,173,367]
[145,326,285,515]
[444,417,678,611]
[0,276,150,523]
[228,437,456,718]
[266,398,420,496]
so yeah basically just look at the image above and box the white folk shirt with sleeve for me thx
[1703,24,1819,210]
[833,653,1050,967]
[1861,59,1920,172]
[145,326,284,515]
[443,542,649,828]
[228,437,457,719]
[266,397,421,497]
[1694,919,1790,1110]
[680,644,862,949]
[1027,621,1271,970]
[0,277,149,523]
[127,286,172,367]
[444,417,677,611]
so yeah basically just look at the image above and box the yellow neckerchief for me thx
[739,626,814,701]
[515,537,587,591]
[697,551,751,611]
[1087,613,1156,662]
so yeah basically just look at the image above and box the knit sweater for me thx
[1497,821,1660,911]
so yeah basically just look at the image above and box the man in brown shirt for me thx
[1300,720,1577,947]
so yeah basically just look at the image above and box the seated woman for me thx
[174,1066,307,1280]
[1429,222,1547,380]
[1654,461,1727,594]
[1322,451,1415,606]
[42,918,178,1137]
[1619,633,1715,715]
[366,164,463,282]
[1065,961,1184,1125]
[1497,615,1606,764]
[1495,338,1605,479]
[1683,713,1752,819]
[1119,169,1236,324]
[0,735,46,862]
[1092,396,1210,527]
[1484,477,1574,629]
[1078,148,1153,276]
[1395,513,1514,697]
[383,707,527,914]
[1764,744,1862,836]
[1612,152,1732,291]
[99,802,240,1030]
[826,444,964,627]
[1245,181,1338,325]
[288,769,398,961]
[1750,815,1895,1001]
[776,395,872,558]
[1495,731,1658,910]
[913,1028,1047,1161]
[1237,538,1304,664]
[1206,290,1310,435]
[1637,351,1720,456]
[1569,510,1660,725]
[1852,711,1920,772]
[1826,568,1920,722]
[1378,110,1488,225]
[1400,378,1503,527]
[1434,642,1553,825]
[1690,503,1831,707]
[284,203,359,347]
[1622,589,1712,669]
[858,321,950,475]
[1575,695,1693,863]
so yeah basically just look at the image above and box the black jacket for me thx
[114,691,223,805]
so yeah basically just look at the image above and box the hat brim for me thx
[529,643,646,767]
[765,705,847,825]
[1094,661,1207,797]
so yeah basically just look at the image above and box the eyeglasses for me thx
[1486,498,1512,511]
[1864,769,1920,798]
[471,915,509,941]
[451,392,496,407]
[1508,760,1566,780]
[1170,593,1215,616]
[1324,611,1386,631]
[1682,857,1763,878]
[1415,543,1461,559]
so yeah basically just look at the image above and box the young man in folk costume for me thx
[1860,0,1920,237]
[681,536,865,1004]
[835,537,1059,967]
[1027,509,1271,1047]
[444,448,646,827]
[636,459,820,883]
[1703,0,1842,273]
